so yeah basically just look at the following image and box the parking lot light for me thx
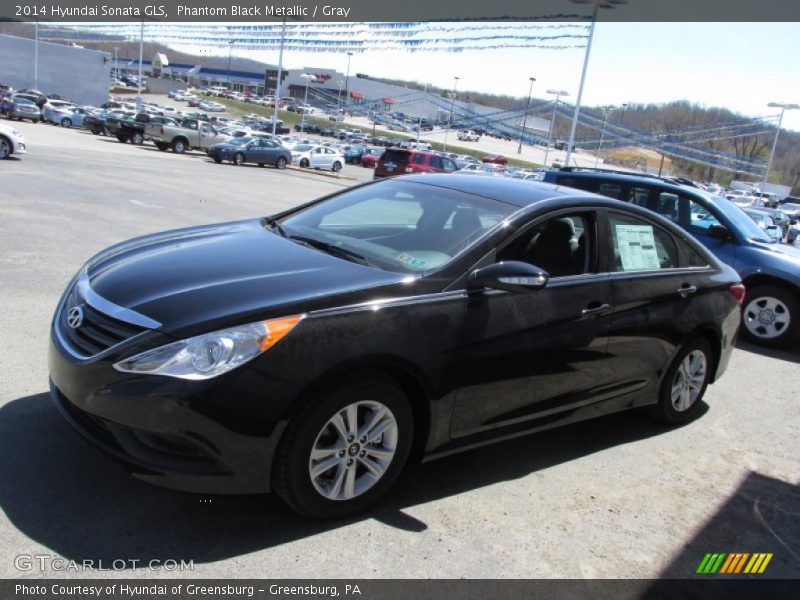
[443,76,460,152]
[594,106,613,167]
[344,52,353,111]
[764,102,799,188]
[564,0,630,168]
[517,77,537,155]
[543,89,569,166]
[300,73,315,126]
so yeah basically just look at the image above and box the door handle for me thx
[582,303,612,317]
[678,285,698,297]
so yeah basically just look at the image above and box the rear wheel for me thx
[116,134,128,143]
[155,142,169,151]
[273,377,413,518]
[232,153,245,166]
[172,139,187,154]
[652,337,713,424]
[299,158,309,168]
[332,161,342,173]
[276,156,287,169]
[741,285,799,347]
[213,157,222,164]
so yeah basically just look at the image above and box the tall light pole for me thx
[517,76,536,154]
[594,107,613,167]
[763,102,799,188]
[226,40,234,88]
[33,20,39,90]
[564,0,629,168]
[344,52,353,112]
[416,83,428,144]
[136,18,144,113]
[113,46,119,80]
[443,76,459,152]
[544,89,568,167]
[271,16,287,136]
[300,73,314,127]
[619,102,628,124]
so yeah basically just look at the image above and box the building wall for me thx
[0,34,110,106]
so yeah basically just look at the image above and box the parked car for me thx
[0,122,26,159]
[41,100,76,123]
[457,163,508,175]
[360,147,383,168]
[291,144,344,172]
[7,96,41,122]
[374,149,457,179]
[745,207,791,241]
[482,154,509,165]
[17,89,47,108]
[48,175,742,518]
[150,118,231,153]
[457,130,481,142]
[543,168,800,347]
[207,136,291,168]
[743,208,782,243]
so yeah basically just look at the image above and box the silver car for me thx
[8,97,41,122]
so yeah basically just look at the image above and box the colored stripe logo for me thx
[696,552,773,574]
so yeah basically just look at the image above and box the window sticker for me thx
[396,253,427,269]
[615,224,661,271]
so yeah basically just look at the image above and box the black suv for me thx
[543,168,800,347]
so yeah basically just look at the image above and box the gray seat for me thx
[527,219,579,277]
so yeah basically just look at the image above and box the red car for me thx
[360,147,383,168]
[374,149,457,179]
[482,154,509,165]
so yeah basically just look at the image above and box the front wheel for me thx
[155,142,169,151]
[172,139,187,154]
[276,156,287,169]
[116,134,128,143]
[741,285,799,347]
[232,153,244,166]
[0,137,10,159]
[652,337,713,424]
[273,377,413,518]
[131,132,144,145]
[332,161,342,173]
[60,117,72,127]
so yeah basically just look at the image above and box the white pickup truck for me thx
[457,130,480,142]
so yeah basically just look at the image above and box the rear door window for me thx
[608,212,678,272]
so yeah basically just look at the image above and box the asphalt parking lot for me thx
[1,120,798,580]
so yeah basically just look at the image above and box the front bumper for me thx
[48,294,299,494]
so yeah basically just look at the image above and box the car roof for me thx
[399,174,608,208]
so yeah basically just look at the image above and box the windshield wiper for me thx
[263,216,287,237]
[287,235,375,267]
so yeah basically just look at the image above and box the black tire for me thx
[172,139,187,154]
[213,157,222,164]
[155,142,169,152]
[741,285,800,348]
[299,158,309,168]
[273,376,414,518]
[91,127,103,135]
[276,156,287,169]
[131,132,144,145]
[652,337,713,425]
[232,153,245,166]
[60,117,72,127]
[332,161,342,173]
[0,137,10,159]
[116,134,128,143]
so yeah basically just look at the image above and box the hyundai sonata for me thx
[49,175,742,517]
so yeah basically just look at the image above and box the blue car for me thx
[343,144,368,165]
[543,169,800,347]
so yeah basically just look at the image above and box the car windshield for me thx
[275,179,517,274]
[717,197,775,243]
[228,137,252,146]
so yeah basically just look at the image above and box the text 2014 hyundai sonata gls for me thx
[49,175,743,518]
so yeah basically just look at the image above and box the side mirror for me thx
[707,224,730,240]
[469,261,549,293]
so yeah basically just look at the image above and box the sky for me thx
[183,22,800,131]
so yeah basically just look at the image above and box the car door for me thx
[602,208,715,400]
[450,209,617,439]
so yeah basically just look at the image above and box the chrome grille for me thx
[57,283,147,357]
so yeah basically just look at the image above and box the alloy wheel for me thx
[670,350,707,412]
[308,400,398,501]
[0,139,10,159]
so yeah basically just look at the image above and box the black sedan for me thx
[207,136,291,168]
[49,175,742,518]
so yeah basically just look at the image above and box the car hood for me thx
[208,142,243,151]
[750,240,800,259]
[84,220,410,336]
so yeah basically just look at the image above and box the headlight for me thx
[113,314,304,380]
